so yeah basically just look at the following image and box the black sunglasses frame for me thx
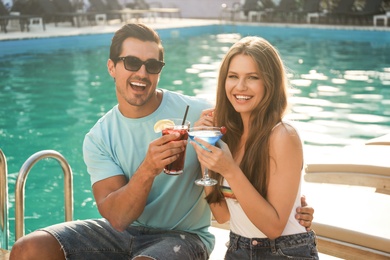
[116,56,165,74]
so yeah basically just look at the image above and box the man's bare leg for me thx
[10,230,65,260]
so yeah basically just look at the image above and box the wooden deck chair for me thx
[305,144,390,259]
[305,162,390,195]
[304,145,390,195]
[312,222,390,259]
[366,133,390,146]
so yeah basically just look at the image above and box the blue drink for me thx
[188,127,225,186]
[188,130,223,147]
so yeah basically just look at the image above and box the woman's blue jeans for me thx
[225,230,319,259]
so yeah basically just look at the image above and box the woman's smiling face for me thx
[225,54,265,117]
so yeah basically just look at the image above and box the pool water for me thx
[1,24,389,247]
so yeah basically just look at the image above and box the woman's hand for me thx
[190,138,236,178]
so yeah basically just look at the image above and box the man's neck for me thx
[119,89,163,119]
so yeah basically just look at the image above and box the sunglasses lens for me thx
[121,56,164,74]
[145,60,164,74]
[124,56,143,71]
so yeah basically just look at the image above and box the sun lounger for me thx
[0,14,29,33]
[313,222,390,259]
[0,1,44,33]
[345,0,384,25]
[17,0,97,28]
[305,180,390,258]
[108,9,151,22]
[305,163,390,195]
[366,133,390,146]
[304,143,390,259]
[148,2,181,19]
[305,145,390,194]
[89,0,150,22]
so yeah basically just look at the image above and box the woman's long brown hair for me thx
[206,36,289,204]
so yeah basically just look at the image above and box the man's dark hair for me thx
[109,23,164,63]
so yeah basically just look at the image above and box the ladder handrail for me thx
[15,150,73,241]
[0,149,9,249]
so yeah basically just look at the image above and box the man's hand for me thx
[194,108,215,127]
[295,195,314,231]
[140,133,187,177]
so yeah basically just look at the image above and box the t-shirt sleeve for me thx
[83,131,124,186]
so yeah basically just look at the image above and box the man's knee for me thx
[10,231,64,260]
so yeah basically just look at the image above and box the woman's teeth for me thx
[235,95,251,100]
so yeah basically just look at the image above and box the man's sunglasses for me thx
[116,56,165,74]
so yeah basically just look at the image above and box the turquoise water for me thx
[1,24,390,247]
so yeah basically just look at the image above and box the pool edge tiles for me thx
[2,23,390,57]
[0,24,225,56]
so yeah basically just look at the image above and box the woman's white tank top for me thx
[220,121,305,238]
[222,179,305,238]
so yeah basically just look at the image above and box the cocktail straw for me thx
[182,105,189,125]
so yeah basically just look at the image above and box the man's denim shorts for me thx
[42,218,208,260]
[225,230,319,259]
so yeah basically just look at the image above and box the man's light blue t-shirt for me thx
[83,89,215,254]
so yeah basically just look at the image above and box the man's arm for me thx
[296,195,314,231]
[92,132,187,231]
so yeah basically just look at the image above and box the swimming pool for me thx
[1,24,390,248]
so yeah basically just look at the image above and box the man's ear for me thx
[107,59,115,78]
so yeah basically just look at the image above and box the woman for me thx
[191,36,319,259]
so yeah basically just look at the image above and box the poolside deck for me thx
[1,17,389,41]
[0,17,220,41]
[1,18,389,259]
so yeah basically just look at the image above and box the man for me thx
[10,23,313,260]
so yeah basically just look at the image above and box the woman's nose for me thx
[236,78,247,90]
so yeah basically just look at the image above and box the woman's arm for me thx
[192,124,303,239]
[231,124,303,238]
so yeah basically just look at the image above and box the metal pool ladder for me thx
[0,149,9,249]
[0,150,73,244]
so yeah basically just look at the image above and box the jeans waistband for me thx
[229,230,316,249]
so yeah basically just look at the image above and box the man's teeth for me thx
[235,95,251,100]
[131,82,146,87]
